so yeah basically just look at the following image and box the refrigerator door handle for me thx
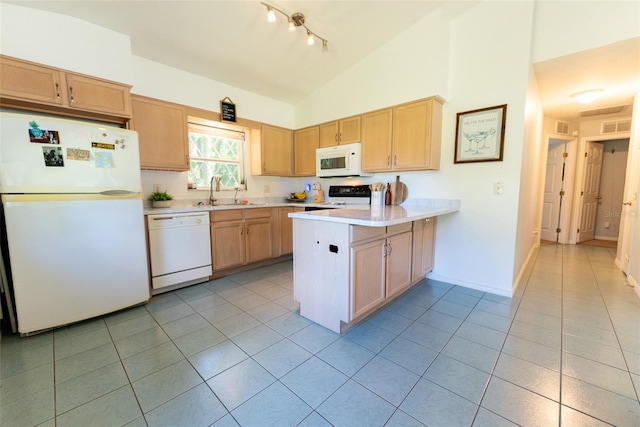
[100,190,138,196]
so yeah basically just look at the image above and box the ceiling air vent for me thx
[555,120,569,135]
[601,118,632,134]
[580,105,628,118]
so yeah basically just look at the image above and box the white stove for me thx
[305,185,371,211]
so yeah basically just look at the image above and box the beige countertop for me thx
[144,201,331,215]
[288,199,461,226]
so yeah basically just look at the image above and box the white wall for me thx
[131,57,295,129]
[3,1,639,296]
[295,1,537,296]
[294,7,451,128]
[514,68,545,290]
[0,3,132,84]
[532,0,640,62]
[130,57,302,202]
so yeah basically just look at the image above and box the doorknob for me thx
[622,201,632,206]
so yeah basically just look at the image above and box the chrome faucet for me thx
[234,187,240,204]
[209,176,221,205]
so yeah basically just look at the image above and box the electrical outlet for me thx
[264,185,270,193]
[153,184,160,193]
[494,182,504,195]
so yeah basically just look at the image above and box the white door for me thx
[541,141,567,242]
[617,141,640,275]
[577,142,604,243]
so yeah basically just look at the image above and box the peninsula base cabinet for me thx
[293,218,435,333]
[351,224,413,319]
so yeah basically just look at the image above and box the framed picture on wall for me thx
[454,104,507,163]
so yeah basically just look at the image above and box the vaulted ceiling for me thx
[6,1,639,120]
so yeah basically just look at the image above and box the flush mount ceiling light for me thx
[260,2,328,52]
[571,88,604,104]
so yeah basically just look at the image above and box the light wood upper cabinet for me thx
[131,96,189,171]
[251,124,293,176]
[0,55,132,120]
[0,56,65,106]
[362,97,443,172]
[319,121,339,148]
[339,116,361,144]
[393,98,442,170]
[319,116,361,147]
[64,73,131,117]
[294,126,319,176]
[361,108,393,172]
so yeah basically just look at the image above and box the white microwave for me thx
[316,143,369,178]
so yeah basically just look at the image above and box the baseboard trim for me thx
[426,272,512,297]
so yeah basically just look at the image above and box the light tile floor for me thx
[1,244,639,426]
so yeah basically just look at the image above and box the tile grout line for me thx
[470,244,543,426]
[582,246,640,404]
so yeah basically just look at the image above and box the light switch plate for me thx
[494,182,504,195]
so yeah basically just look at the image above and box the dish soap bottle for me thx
[385,183,392,205]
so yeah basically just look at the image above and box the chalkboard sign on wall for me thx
[220,97,236,122]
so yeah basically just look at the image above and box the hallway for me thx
[1,244,639,426]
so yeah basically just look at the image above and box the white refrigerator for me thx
[0,111,149,334]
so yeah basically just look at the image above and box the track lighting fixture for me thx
[260,2,328,51]
[266,6,276,23]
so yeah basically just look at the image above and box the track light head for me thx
[261,2,328,51]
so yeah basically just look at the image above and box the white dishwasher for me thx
[147,212,212,294]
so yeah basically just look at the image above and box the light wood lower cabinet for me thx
[350,226,413,319]
[351,239,386,318]
[210,208,274,271]
[293,219,436,333]
[244,216,273,264]
[411,217,436,282]
[385,231,414,299]
[279,207,304,255]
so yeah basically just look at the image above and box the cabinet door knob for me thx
[69,86,74,102]
[55,82,60,99]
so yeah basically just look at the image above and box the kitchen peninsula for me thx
[289,200,460,333]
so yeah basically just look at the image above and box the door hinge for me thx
[562,152,568,158]
[556,228,561,233]
[559,190,565,196]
